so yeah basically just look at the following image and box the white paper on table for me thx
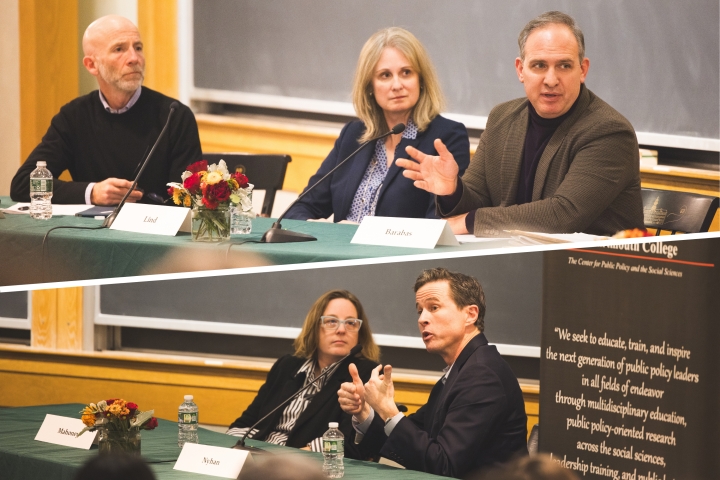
[505,230,608,245]
[109,203,191,236]
[455,235,508,244]
[1,203,91,216]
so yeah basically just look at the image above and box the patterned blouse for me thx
[346,119,419,222]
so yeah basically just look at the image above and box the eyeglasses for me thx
[320,316,363,332]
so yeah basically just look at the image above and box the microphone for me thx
[233,344,363,453]
[260,123,406,243]
[102,101,179,228]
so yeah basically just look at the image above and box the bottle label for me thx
[179,412,198,425]
[323,438,344,454]
[30,179,52,193]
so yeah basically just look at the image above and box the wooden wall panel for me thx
[30,290,57,348]
[30,288,84,351]
[19,0,78,164]
[138,0,178,99]
[56,288,83,350]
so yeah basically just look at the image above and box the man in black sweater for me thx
[11,15,201,205]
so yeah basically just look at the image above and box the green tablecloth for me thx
[0,404,444,479]
[0,197,509,288]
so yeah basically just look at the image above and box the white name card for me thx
[34,414,97,449]
[110,203,191,236]
[174,443,251,478]
[351,216,459,249]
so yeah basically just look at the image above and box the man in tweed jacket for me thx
[398,12,644,237]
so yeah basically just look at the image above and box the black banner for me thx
[540,237,720,480]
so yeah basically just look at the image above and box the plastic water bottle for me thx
[29,161,53,219]
[322,422,344,478]
[178,395,198,447]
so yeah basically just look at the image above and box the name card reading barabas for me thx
[34,414,97,449]
[110,203,191,236]
[351,216,459,249]
[174,442,251,478]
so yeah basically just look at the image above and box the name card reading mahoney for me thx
[351,216,459,249]
[110,203,191,236]
[174,442,251,478]
[34,414,97,449]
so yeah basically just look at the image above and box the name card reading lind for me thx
[110,203,190,236]
[351,216,458,249]
[174,442,251,478]
[34,414,97,449]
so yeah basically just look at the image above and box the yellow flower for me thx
[206,171,223,185]
[107,403,124,416]
[172,188,182,205]
[183,195,192,207]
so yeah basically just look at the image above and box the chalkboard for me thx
[191,0,719,143]
[0,292,28,320]
[540,238,720,478]
[100,253,542,352]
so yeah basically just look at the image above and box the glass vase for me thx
[191,205,231,242]
[231,203,254,235]
[98,429,141,456]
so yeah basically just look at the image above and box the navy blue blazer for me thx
[360,334,528,477]
[285,116,470,221]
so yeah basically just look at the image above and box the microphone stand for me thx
[102,102,178,228]
[233,344,363,453]
[260,123,406,243]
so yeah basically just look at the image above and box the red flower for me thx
[202,196,219,210]
[106,399,116,405]
[232,172,249,189]
[208,182,231,203]
[126,402,138,411]
[183,172,202,194]
[167,186,175,196]
[143,417,159,430]
[186,160,208,174]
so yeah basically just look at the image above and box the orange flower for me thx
[81,406,96,427]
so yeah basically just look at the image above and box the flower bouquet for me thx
[167,159,253,242]
[79,398,158,455]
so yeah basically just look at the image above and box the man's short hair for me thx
[414,268,486,332]
[518,11,585,63]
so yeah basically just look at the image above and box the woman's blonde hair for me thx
[352,27,445,142]
[293,290,380,363]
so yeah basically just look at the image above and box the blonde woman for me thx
[227,290,380,460]
[285,27,469,221]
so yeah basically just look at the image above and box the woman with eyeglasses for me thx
[227,290,380,460]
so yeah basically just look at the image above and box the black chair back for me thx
[641,188,719,235]
[203,153,291,216]
[527,423,539,455]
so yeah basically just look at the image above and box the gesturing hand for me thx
[338,363,370,422]
[396,139,459,196]
[363,365,399,422]
[91,178,143,205]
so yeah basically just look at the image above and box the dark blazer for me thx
[360,334,528,478]
[285,116,470,221]
[228,354,379,460]
[443,86,644,236]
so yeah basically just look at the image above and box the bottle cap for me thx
[37,161,46,167]
[184,395,193,401]
[328,422,339,428]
